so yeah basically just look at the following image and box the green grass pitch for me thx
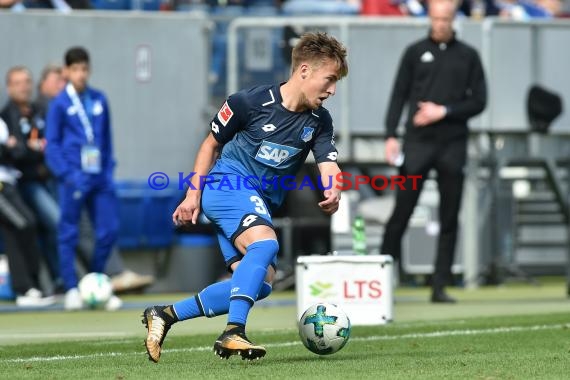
[1,280,569,379]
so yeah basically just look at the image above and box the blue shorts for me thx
[201,174,278,271]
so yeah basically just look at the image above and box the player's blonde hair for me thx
[291,32,348,79]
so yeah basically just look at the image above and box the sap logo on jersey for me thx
[217,101,233,126]
[255,141,301,167]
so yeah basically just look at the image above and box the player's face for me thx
[65,62,90,93]
[301,59,340,110]
[7,70,33,104]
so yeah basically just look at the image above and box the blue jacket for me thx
[45,84,115,184]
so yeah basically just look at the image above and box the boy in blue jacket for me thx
[46,46,121,311]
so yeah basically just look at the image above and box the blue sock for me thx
[228,239,279,326]
[173,280,273,321]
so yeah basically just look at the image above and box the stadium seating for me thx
[175,2,209,12]
[281,0,360,15]
[90,0,166,11]
[90,0,131,10]
[132,0,163,11]
[244,0,275,6]
[243,3,279,16]
[115,180,182,250]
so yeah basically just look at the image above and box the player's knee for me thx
[235,224,277,253]
[247,239,279,264]
[261,238,279,256]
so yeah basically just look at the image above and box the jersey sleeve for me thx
[311,112,338,163]
[210,92,250,144]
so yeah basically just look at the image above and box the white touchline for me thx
[3,323,569,363]
[0,332,131,340]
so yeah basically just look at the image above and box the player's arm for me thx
[172,133,221,225]
[442,50,487,120]
[317,161,342,215]
[173,94,248,225]
[312,112,342,215]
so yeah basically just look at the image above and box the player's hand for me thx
[384,137,400,166]
[318,188,341,215]
[413,102,446,127]
[172,194,201,226]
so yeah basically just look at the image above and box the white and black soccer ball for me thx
[298,303,351,355]
[78,272,113,308]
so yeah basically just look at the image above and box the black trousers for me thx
[381,136,467,289]
[0,181,43,295]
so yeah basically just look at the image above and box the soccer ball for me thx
[298,303,351,355]
[78,272,113,308]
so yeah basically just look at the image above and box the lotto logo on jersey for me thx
[255,141,301,167]
[217,101,233,126]
[327,152,338,161]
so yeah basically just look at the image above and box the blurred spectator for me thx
[456,0,501,17]
[0,112,54,307]
[562,0,570,16]
[36,64,155,295]
[206,0,245,6]
[535,0,563,16]
[498,0,554,19]
[3,0,91,11]
[24,0,72,11]
[0,66,63,295]
[0,0,26,11]
[35,65,66,121]
[361,0,409,15]
[361,0,426,16]
[45,46,121,311]
[282,0,361,15]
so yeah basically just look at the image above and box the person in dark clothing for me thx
[0,66,62,294]
[22,0,91,11]
[0,68,55,307]
[381,0,487,303]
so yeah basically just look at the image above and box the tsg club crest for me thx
[300,127,314,142]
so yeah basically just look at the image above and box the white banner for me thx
[296,255,394,326]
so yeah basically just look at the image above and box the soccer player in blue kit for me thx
[142,32,348,362]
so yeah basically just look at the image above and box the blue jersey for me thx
[209,84,338,210]
[45,85,115,183]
